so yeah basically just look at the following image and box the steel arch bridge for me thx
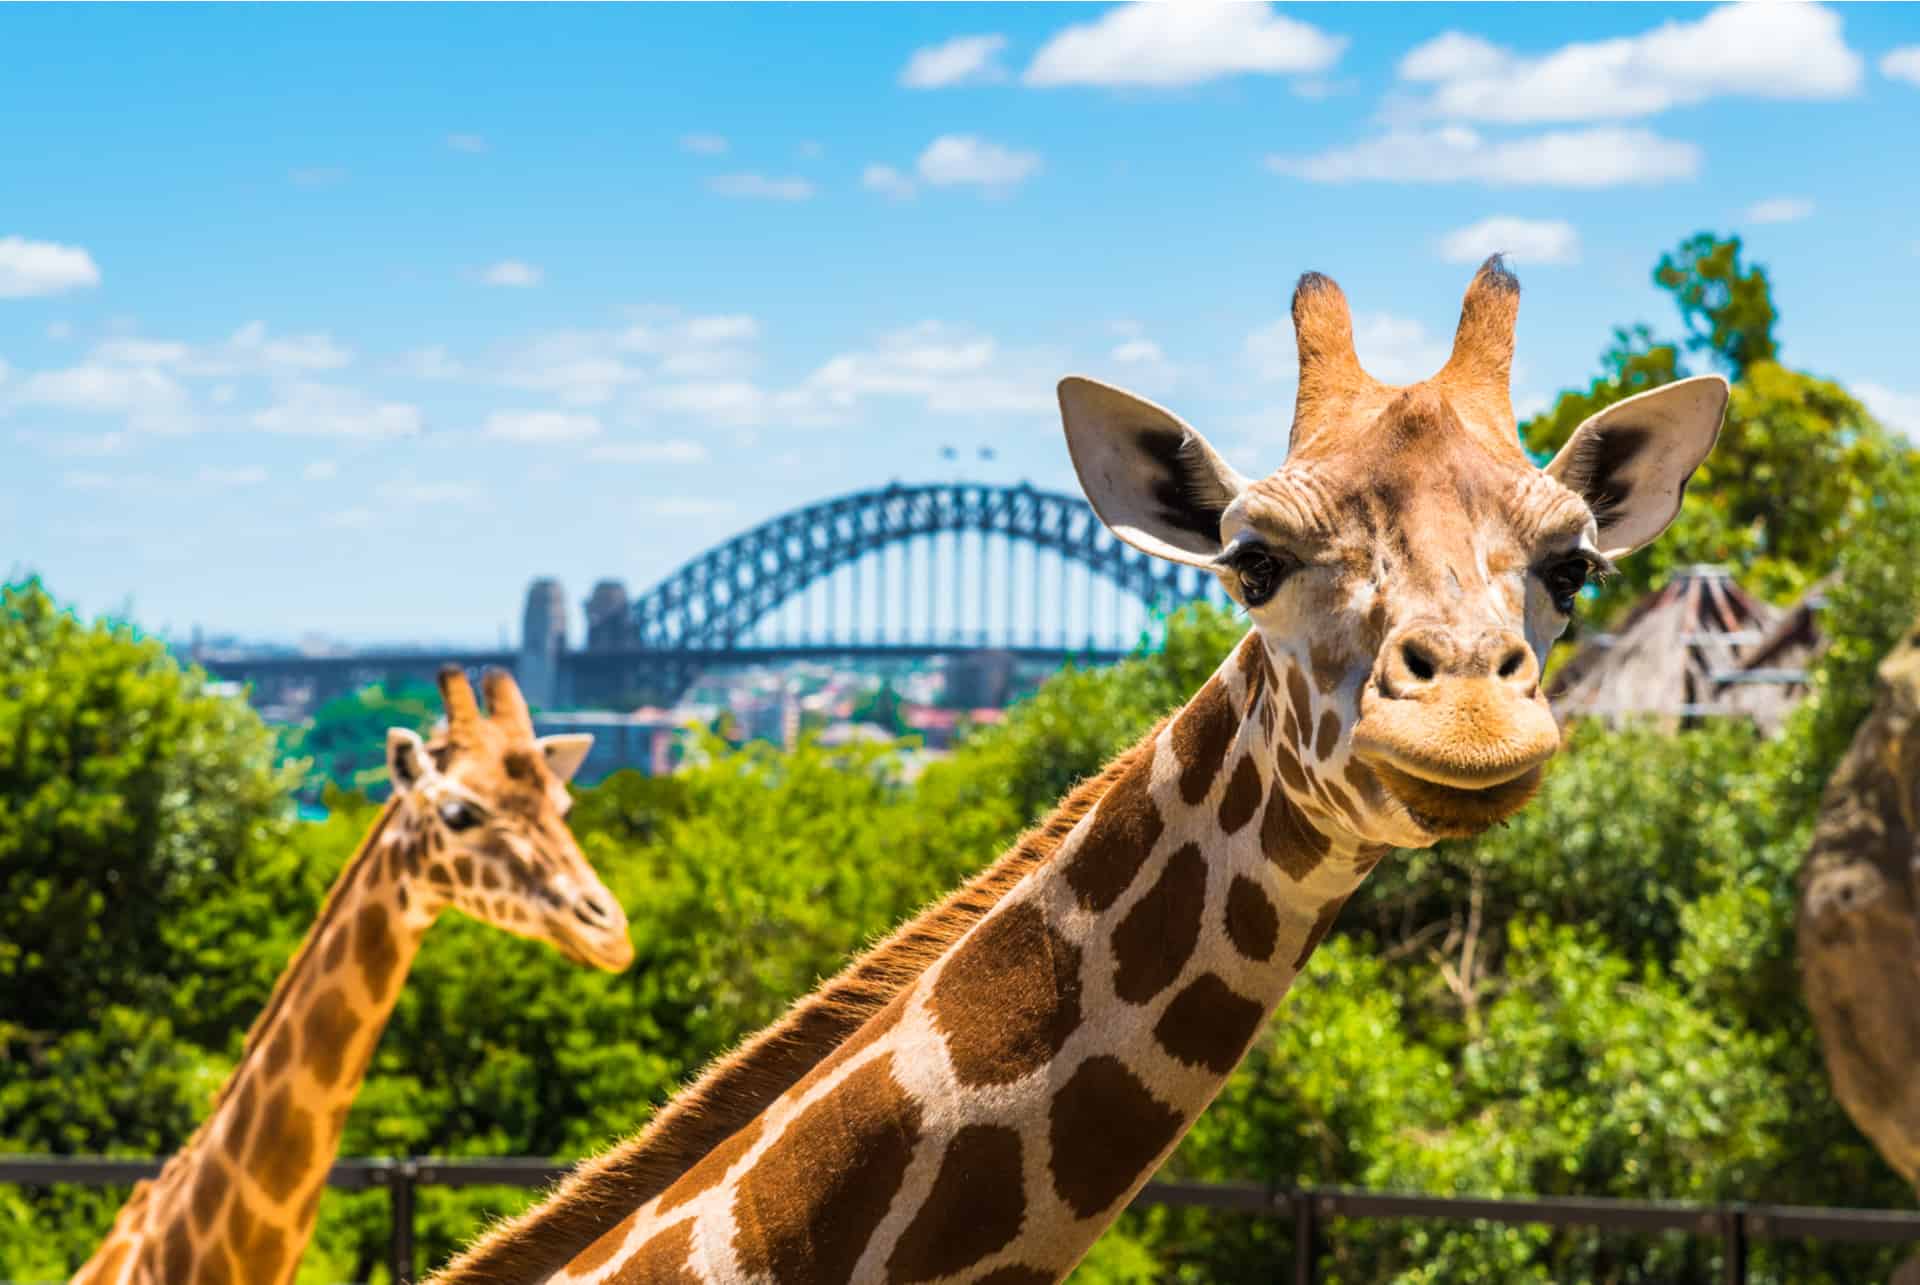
[627,480,1218,652]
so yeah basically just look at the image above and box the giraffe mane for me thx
[427,726,1166,1284]
[171,798,402,1162]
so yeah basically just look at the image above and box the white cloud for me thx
[328,506,376,530]
[792,320,1053,417]
[680,133,730,156]
[375,479,484,507]
[588,439,709,464]
[483,409,602,443]
[395,345,464,379]
[643,381,767,424]
[708,173,816,201]
[62,470,130,492]
[1859,381,1920,439]
[1025,2,1344,88]
[447,133,489,153]
[1111,338,1166,366]
[481,260,543,288]
[94,338,190,366]
[1398,4,1862,123]
[16,364,192,432]
[252,382,422,438]
[214,321,351,373]
[1439,216,1580,265]
[303,460,338,481]
[1244,313,1447,385]
[198,465,268,487]
[683,314,759,344]
[901,34,1008,88]
[1744,196,1814,225]
[862,164,918,201]
[1885,47,1920,86]
[1270,125,1699,188]
[289,166,348,188]
[0,236,102,298]
[917,135,1042,192]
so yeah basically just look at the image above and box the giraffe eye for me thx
[1226,546,1292,608]
[439,800,482,832]
[1540,555,1595,615]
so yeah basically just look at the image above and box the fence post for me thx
[1291,1186,1317,1285]
[387,1159,418,1285]
[1722,1205,1748,1285]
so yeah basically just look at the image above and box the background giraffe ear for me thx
[386,728,433,796]
[1545,375,1727,558]
[538,733,594,783]
[1058,376,1248,567]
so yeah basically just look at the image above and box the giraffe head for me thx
[384,665,634,970]
[1061,258,1725,847]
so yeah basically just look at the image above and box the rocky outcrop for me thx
[1798,616,1920,1189]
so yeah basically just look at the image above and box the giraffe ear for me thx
[386,728,433,796]
[538,733,594,783]
[1545,375,1727,558]
[1058,376,1248,567]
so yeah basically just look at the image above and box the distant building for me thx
[901,703,1005,751]
[585,580,638,651]
[532,708,685,781]
[520,578,568,707]
[945,649,1015,708]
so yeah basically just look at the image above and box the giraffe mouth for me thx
[1367,760,1543,838]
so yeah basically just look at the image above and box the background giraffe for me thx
[72,666,634,1285]
[434,258,1726,1284]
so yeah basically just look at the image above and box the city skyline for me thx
[6,3,1920,642]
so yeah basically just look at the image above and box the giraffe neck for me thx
[559,633,1387,1284]
[75,800,439,1285]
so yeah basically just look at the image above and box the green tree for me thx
[281,680,441,800]
[1656,232,1779,379]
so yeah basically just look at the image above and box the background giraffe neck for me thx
[551,634,1384,1282]
[429,725,1165,1284]
[91,799,435,1285]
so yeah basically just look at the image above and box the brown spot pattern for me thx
[1273,744,1309,794]
[659,1115,764,1215]
[1344,759,1386,810]
[1286,667,1314,743]
[1049,1055,1183,1219]
[1217,755,1262,835]
[886,1124,1026,1283]
[226,1080,256,1157]
[161,1217,192,1282]
[1109,844,1206,1006]
[1064,747,1164,912]
[248,1227,286,1284]
[249,1085,316,1203]
[192,1245,233,1285]
[1262,787,1331,881]
[263,1025,293,1080]
[931,902,1082,1087]
[609,1217,701,1284]
[1292,895,1350,970]
[354,903,398,998]
[1153,972,1267,1075]
[568,1209,639,1277]
[1314,709,1342,761]
[732,1054,923,1284]
[189,1157,228,1231]
[1309,638,1350,694]
[1170,675,1237,805]
[301,986,360,1087]
[1224,876,1279,962]
[322,920,350,972]
[454,855,475,885]
[974,1269,1057,1285]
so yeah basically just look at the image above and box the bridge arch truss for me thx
[627,481,1222,653]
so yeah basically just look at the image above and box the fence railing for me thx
[6,1155,1918,1284]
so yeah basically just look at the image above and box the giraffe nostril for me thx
[1497,649,1525,680]
[1401,642,1436,683]
[574,895,610,926]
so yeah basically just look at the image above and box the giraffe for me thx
[432,258,1728,1285]
[72,666,635,1285]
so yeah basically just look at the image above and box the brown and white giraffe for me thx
[433,259,1727,1285]
[73,667,634,1285]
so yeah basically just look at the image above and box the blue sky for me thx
[5,2,1918,644]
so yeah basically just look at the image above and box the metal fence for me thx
[6,1155,1918,1284]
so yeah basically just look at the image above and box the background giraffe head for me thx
[1060,258,1725,849]
[384,666,634,970]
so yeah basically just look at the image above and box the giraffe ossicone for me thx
[73,666,633,1285]
[434,258,1727,1285]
